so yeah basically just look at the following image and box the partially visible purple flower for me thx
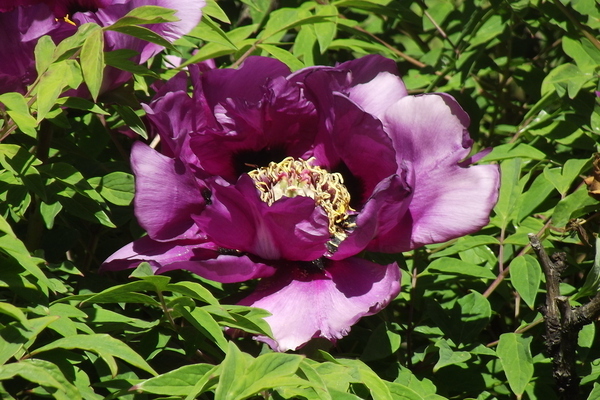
[103,55,500,351]
[0,0,204,95]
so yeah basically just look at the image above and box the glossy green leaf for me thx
[509,255,542,309]
[433,339,471,372]
[135,364,215,395]
[573,236,600,301]
[107,5,178,29]
[32,334,157,377]
[422,257,496,279]
[0,93,38,137]
[80,26,104,101]
[496,333,533,396]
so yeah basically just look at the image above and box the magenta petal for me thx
[384,93,473,169]
[331,94,397,202]
[195,175,330,261]
[131,142,205,241]
[201,56,291,107]
[101,235,217,271]
[370,94,500,251]
[239,258,401,352]
[331,174,411,260]
[335,55,407,119]
[157,254,277,283]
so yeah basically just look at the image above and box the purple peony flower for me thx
[0,0,204,94]
[103,55,500,351]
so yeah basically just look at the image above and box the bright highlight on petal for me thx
[102,54,500,352]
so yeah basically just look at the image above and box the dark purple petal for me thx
[368,93,500,251]
[329,94,397,204]
[238,258,401,352]
[101,235,216,271]
[101,235,277,282]
[189,70,318,182]
[0,5,57,94]
[157,254,277,283]
[200,56,291,108]
[330,174,412,260]
[194,175,330,261]
[131,142,206,241]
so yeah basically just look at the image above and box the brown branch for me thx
[528,234,600,400]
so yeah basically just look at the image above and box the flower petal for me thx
[101,235,277,282]
[157,254,277,283]
[369,94,500,251]
[131,142,206,241]
[101,235,216,271]
[194,175,330,261]
[335,55,407,119]
[74,0,205,62]
[330,174,411,260]
[239,258,401,352]
[330,94,397,204]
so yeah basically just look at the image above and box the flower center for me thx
[248,157,356,239]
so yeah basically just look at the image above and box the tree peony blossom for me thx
[0,0,204,94]
[102,55,500,352]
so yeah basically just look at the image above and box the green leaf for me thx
[38,163,115,227]
[422,257,496,279]
[176,305,229,353]
[260,8,336,41]
[0,214,50,295]
[166,281,219,305]
[587,382,600,400]
[573,236,600,301]
[106,25,176,52]
[95,171,135,206]
[313,4,338,53]
[135,364,215,395]
[0,93,38,137]
[236,353,305,398]
[433,339,471,372]
[552,185,599,228]
[516,173,555,222]
[429,235,500,259]
[496,333,533,396]
[387,382,433,400]
[493,158,524,229]
[0,316,58,365]
[562,36,600,70]
[361,322,401,362]
[32,334,157,377]
[34,35,57,75]
[80,26,105,101]
[35,60,82,121]
[0,361,66,393]
[336,359,394,400]
[81,281,162,306]
[107,5,178,29]
[258,44,305,71]
[479,143,546,162]
[0,303,27,324]
[214,341,250,400]
[188,17,238,50]
[0,144,46,201]
[509,255,542,309]
[541,63,594,98]
[543,158,589,196]
[202,0,231,23]
[33,209,62,236]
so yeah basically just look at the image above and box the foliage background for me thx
[1,0,600,398]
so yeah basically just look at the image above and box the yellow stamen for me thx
[248,157,355,238]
